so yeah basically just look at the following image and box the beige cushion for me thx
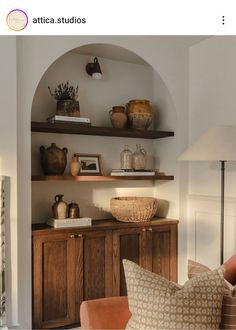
[188,260,236,329]
[123,259,225,330]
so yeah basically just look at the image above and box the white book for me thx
[47,115,91,123]
[110,171,155,176]
[47,217,92,228]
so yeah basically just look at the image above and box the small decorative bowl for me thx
[110,197,157,222]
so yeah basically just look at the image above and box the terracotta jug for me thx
[109,106,127,128]
[40,143,68,175]
[52,194,68,219]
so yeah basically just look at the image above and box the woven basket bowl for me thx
[110,197,158,222]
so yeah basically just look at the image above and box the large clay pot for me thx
[109,106,127,128]
[40,143,68,175]
[126,99,152,114]
[126,99,153,130]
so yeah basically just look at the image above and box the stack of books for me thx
[47,217,92,228]
[110,169,156,176]
[47,115,91,126]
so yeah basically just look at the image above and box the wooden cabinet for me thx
[112,223,177,296]
[32,219,178,329]
[32,229,113,329]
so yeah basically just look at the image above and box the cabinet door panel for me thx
[43,240,68,321]
[76,231,113,303]
[113,228,145,296]
[84,236,106,299]
[148,225,177,282]
[33,234,75,329]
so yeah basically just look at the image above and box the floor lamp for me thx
[178,125,236,264]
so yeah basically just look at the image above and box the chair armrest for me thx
[224,254,236,285]
[80,296,131,330]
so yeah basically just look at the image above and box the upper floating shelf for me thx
[31,122,174,139]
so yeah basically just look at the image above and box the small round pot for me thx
[68,101,80,117]
[56,100,74,116]
[56,100,80,117]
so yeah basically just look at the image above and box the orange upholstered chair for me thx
[80,296,130,329]
[80,255,236,329]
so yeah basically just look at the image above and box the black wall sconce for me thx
[86,57,102,80]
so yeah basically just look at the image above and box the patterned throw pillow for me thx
[188,260,236,330]
[123,259,225,330]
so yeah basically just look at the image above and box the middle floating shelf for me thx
[31,175,174,182]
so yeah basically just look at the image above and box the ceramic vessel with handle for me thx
[40,143,68,175]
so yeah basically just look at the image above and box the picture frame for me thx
[76,154,102,175]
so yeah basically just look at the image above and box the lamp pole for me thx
[220,160,225,265]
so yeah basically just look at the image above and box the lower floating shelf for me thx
[31,175,174,182]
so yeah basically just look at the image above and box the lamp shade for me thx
[178,126,236,161]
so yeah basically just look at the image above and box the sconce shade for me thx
[86,57,102,79]
[178,126,236,161]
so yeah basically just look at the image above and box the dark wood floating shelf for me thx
[31,175,174,182]
[31,122,174,139]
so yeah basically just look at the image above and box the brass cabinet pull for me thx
[142,228,146,232]
[148,228,153,232]
[70,234,84,238]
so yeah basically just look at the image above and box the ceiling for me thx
[71,37,210,65]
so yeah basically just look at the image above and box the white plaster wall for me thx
[14,36,192,328]
[188,36,236,267]
[152,44,190,284]
[0,37,18,327]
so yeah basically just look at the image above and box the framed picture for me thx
[76,154,102,175]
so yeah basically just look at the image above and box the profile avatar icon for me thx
[6,9,28,31]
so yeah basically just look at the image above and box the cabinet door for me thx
[145,224,178,282]
[112,227,146,296]
[33,233,75,329]
[74,230,113,323]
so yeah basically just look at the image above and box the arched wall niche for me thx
[31,42,177,223]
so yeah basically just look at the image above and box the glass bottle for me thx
[132,144,146,170]
[120,145,133,169]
